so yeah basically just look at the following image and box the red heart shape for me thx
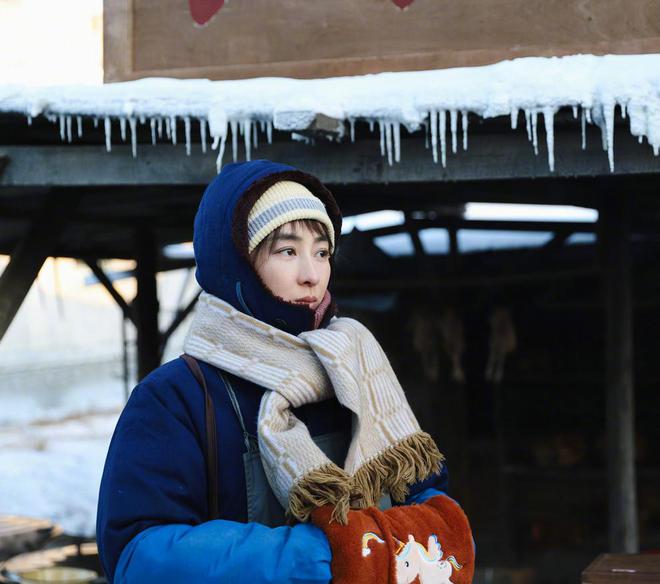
[392,0,415,8]
[189,0,225,26]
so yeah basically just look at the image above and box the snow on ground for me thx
[0,377,125,537]
[0,410,120,537]
[0,377,126,427]
[3,53,660,171]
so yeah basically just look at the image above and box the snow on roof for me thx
[2,53,660,173]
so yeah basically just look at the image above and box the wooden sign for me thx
[104,0,660,82]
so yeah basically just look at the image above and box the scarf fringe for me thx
[289,432,444,524]
[288,463,353,525]
[351,432,444,507]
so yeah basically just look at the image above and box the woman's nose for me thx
[298,254,320,285]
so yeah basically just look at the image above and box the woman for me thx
[96,160,473,584]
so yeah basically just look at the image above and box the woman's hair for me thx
[249,219,332,268]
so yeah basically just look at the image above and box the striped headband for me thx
[247,180,336,254]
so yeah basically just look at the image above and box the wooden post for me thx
[0,196,74,342]
[599,193,639,553]
[134,228,161,380]
[84,259,136,325]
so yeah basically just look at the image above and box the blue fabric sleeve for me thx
[115,520,331,584]
[96,370,331,584]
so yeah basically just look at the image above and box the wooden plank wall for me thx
[104,0,660,82]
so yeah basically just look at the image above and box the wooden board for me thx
[0,516,58,561]
[104,0,660,82]
[583,554,660,583]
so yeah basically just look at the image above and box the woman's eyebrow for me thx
[273,233,329,243]
[273,233,301,242]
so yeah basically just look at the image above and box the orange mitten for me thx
[312,494,475,584]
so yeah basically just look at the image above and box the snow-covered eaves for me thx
[2,53,660,173]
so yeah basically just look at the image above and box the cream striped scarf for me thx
[183,292,443,524]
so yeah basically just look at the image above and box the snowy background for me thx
[0,255,195,536]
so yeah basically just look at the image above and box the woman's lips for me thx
[295,296,317,304]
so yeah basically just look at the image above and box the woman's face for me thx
[252,221,331,310]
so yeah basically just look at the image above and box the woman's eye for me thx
[277,248,295,256]
[317,249,330,258]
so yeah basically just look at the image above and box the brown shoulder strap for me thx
[181,354,219,521]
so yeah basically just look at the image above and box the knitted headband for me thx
[247,180,336,254]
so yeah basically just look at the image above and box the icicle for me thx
[510,108,518,130]
[581,107,587,150]
[450,110,458,154]
[385,122,393,166]
[243,119,252,161]
[572,105,578,119]
[170,117,177,145]
[586,108,592,124]
[157,118,163,139]
[216,134,227,173]
[266,120,273,144]
[184,116,192,156]
[349,118,355,143]
[531,110,539,155]
[104,117,112,152]
[230,120,238,161]
[393,122,401,163]
[150,118,157,145]
[129,117,137,158]
[603,103,615,171]
[66,116,72,143]
[139,115,146,124]
[253,121,258,150]
[424,121,429,149]
[639,135,643,144]
[430,110,438,163]
[439,110,447,167]
[369,120,375,132]
[462,110,468,151]
[543,107,555,172]
[27,116,32,126]
[76,116,82,138]
[120,117,127,142]
[379,121,386,157]
[59,115,66,141]
[621,103,627,119]
[93,117,99,128]
[259,120,266,132]
[524,110,532,142]
[165,117,171,140]
[200,118,207,154]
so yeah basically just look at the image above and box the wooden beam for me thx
[0,196,76,342]
[366,218,594,237]
[84,259,136,325]
[134,228,161,380]
[599,193,639,553]
[159,290,201,356]
[448,223,460,273]
[334,266,598,292]
[3,126,660,187]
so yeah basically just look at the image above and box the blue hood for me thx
[193,160,342,335]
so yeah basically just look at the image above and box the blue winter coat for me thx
[96,160,449,584]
